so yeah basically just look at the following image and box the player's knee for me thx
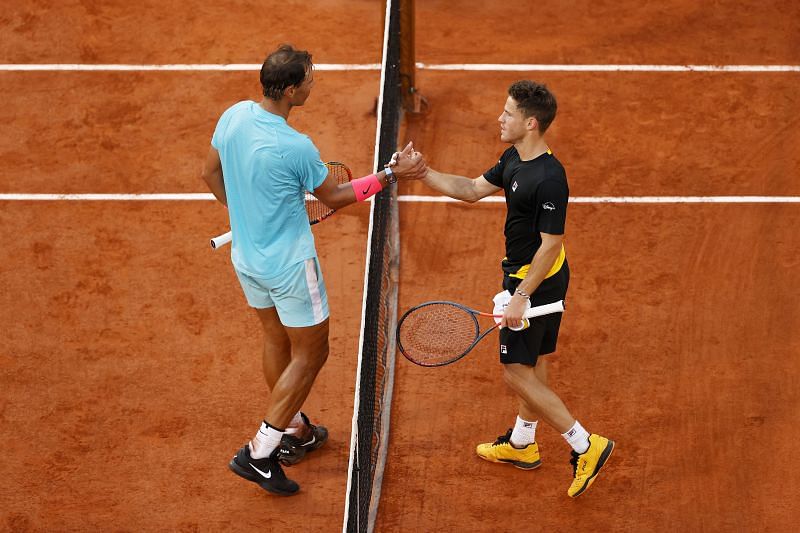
[502,366,524,391]
[297,343,328,372]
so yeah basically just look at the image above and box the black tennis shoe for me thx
[228,444,299,496]
[278,412,329,466]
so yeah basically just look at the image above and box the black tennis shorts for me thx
[499,260,569,366]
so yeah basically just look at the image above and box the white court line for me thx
[1,63,798,72]
[0,63,380,71]
[0,193,213,200]
[416,63,800,72]
[2,194,799,203]
[400,195,800,203]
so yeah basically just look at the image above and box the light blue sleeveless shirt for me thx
[211,101,329,279]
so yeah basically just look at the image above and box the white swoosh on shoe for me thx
[250,463,272,479]
[301,435,316,447]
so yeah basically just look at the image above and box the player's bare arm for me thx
[422,169,500,203]
[502,232,565,329]
[201,146,227,207]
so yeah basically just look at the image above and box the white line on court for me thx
[1,64,798,72]
[416,63,800,72]
[0,64,380,71]
[400,195,800,203]
[2,194,799,203]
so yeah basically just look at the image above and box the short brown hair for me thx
[260,44,313,101]
[508,80,557,133]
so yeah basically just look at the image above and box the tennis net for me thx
[342,0,404,531]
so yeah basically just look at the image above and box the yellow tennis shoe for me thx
[568,433,615,498]
[476,429,542,470]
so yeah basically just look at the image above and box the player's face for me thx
[290,69,315,106]
[498,96,533,143]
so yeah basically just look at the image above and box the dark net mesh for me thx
[345,1,402,531]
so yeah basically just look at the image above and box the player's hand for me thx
[390,142,428,180]
[501,294,527,330]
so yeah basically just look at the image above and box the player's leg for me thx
[228,259,331,495]
[254,305,328,464]
[263,319,329,427]
[228,268,301,495]
[475,341,550,469]
[228,319,329,496]
[512,358,549,446]
[264,257,330,465]
[503,363,574,432]
[503,358,614,497]
[256,306,291,390]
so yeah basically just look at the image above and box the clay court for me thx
[2,1,799,531]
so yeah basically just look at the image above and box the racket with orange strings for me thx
[210,161,352,249]
[397,300,565,367]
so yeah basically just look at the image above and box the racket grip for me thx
[508,318,530,332]
[523,300,565,318]
[210,231,232,249]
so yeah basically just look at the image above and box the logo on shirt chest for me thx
[511,181,518,192]
[543,202,556,211]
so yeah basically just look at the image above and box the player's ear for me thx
[527,116,538,131]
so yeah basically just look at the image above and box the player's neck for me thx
[514,135,549,161]
[260,98,292,120]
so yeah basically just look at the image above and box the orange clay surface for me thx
[2,1,799,531]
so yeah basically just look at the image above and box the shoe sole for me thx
[477,453,542,470]
[569,440,615,498]
[228,459,299,496]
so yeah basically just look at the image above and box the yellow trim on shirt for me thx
[508,244,565,280]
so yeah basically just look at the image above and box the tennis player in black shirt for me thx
[412,81,614,497]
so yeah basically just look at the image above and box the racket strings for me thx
[398,303,480,365]
[306,162,351,223]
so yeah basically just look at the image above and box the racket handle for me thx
[508,318,530,332]
[523,300,565,318]
[210,231,232,249]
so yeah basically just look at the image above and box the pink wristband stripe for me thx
[352,174,383,202]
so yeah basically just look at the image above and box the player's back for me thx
[211,100,327,279]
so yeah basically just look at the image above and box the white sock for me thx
[285,412,304,435]
[510,416,537,448]
[250,421,284,459]
[562,420,591,454]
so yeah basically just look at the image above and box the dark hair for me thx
[508,80,557,133]
[260,44,313,101]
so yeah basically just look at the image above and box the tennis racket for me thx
[210,161,353,249]
[397,300,565,367]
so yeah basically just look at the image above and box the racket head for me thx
[396,301,483,367]
[307,161,352,225]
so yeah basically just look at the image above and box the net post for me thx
[399,0,426,114]
[399,0,415,112]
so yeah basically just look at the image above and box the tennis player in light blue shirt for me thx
[201,44,427,496]
[212,100,328,281]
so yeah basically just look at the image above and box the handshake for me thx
[385,141,428,181]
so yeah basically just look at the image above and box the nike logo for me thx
[301,435,316,448]
[543,202,556,211]
[362,185,371,195]
[250,463,272,479]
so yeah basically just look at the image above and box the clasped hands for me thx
[385,142,428,180]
